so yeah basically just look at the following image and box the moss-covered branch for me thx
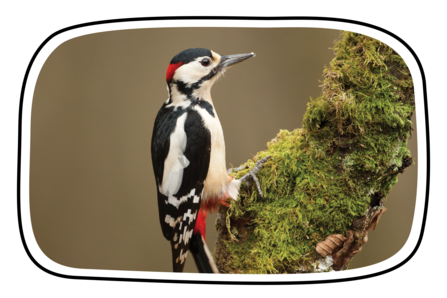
[213,31,415,274]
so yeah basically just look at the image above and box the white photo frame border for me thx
[18,16,429,284]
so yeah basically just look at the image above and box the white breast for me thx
[193,105,230,201]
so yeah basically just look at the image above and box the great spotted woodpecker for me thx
[151,48,267,273]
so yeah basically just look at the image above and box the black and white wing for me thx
[151,106,211,272]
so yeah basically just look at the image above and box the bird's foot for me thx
[228,156,271,198]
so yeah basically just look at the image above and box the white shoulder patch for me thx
[160,113,189,196]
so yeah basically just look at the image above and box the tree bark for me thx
[213,31,415,274]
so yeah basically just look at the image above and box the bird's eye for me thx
[201,58,211,67]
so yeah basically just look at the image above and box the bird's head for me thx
[165,48,255,104]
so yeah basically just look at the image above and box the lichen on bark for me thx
[213,31,415,274]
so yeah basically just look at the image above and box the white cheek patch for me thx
[173,57,210,86]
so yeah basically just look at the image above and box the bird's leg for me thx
[228,156,271,199]
[227,166,246,175]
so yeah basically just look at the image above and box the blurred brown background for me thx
[30,28,417,273]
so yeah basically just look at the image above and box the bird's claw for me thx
[227,165,245,175]
[238,156,271,198]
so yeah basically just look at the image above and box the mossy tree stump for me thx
[213,31,415,274]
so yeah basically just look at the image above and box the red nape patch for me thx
[193,210,208,240]
[166,62,182,82]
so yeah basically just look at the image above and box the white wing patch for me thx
[160,113,189,197]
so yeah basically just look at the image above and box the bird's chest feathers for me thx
[194,104,225,159]
[194,105,229,199]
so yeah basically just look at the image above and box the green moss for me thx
[218,31,414,274]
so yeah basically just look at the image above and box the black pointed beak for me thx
[219,52,256,68]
